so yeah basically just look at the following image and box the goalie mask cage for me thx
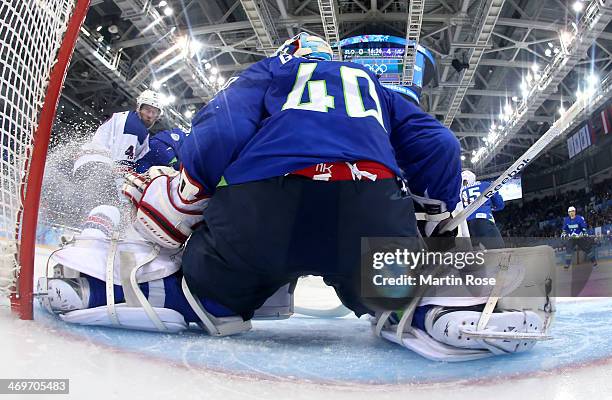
[0,0,89,319]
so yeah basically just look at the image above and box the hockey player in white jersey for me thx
[73,89,163,174]
[71,90,163,216]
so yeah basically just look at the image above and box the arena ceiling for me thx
[59,0,612,176]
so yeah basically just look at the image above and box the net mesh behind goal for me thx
[0,0,89,319]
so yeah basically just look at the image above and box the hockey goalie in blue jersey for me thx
[562,206,597,268]
[126,32,462,316]
[460,170,505,249]
[40,33,555,362]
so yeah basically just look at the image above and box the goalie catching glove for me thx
[122,166,209,248]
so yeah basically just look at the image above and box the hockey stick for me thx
[294,304,353,318]
[443,89,600,233]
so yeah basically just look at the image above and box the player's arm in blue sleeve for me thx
[134,138,170,173]
[579,216,588,233]
[385,90,461,212]
[491,191,505,211]
[562,217,570,234]
[135,154,153,173]
[179,59,273,195]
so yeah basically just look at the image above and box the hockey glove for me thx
[412,194,458,252]
[122,166,179,206]
[124,167,208,248]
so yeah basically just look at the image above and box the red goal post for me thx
[0,0,90,319]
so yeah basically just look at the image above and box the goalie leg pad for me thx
[60,305,188,333]
[181,277,252,336]
[374,245,556,361]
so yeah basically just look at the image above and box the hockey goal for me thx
[0,0,89,319]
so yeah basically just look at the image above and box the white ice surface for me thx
[1,248,612,400]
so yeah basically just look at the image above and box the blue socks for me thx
[83,273,236,322]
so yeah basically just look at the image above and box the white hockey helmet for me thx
[568,206,576,213]
[461,170,477,187]
[275,32,333,61]
[137,89,164,114]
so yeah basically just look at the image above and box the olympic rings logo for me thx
[364,63,388,74]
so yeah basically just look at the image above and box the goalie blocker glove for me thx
[412,193,458,251]
[122,166,208,248]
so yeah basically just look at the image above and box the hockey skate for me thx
[373,245,556,361]
[424,306,544,354]
[37,277,90,314]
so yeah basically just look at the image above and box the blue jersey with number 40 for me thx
[461,181,504,222]
[181,55,461,210]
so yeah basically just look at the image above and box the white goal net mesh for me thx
[0,1,78,302]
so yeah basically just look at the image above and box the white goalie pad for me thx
[60,305,188,333]
[41,217,187,332]
[375,245,556,361]
[49,225,182,285]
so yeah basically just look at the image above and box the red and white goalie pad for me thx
[123,166,208,248]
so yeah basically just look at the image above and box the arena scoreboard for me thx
[333,35,437,104]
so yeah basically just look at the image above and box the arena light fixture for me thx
[587,73,599,87]
[158,0,167,6]
[520,82,529,97]
[162,93,176,105]
[584,85,596,98]
[183,109,194,119]
[163,7,173,16]
[189,39,203,56]
[572,1,584,13]
[560,30,574,45]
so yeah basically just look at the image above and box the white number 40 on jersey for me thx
[282,63,386,131]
